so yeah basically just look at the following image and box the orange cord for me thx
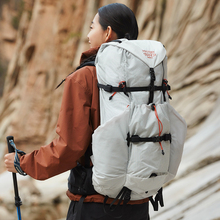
[109,81,126,100]
[110,91,117,99]
[154,105,164,154]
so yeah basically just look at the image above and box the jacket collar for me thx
[80,47,99,64]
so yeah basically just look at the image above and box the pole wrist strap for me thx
[9,140,27,176]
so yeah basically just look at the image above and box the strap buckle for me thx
[104,84,113,92]
[164,133,172,143]
[153,136,161,142]
[119,81,129,97]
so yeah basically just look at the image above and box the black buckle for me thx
[130,135,140,142]
[164,133,172,143]
[119,81,129,97]
[126,133,131,147]
[105,84,113,92]
[153,136,161,142]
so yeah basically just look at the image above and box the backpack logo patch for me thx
[142,50,156,58]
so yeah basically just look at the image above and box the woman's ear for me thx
[105,26,117,42]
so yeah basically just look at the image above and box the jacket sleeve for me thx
[20,68,94,180]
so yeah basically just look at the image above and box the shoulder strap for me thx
[75,61,95,71]
[55,60,95,89]
[84,146,92,168]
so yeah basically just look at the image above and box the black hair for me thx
[98,3,139,40]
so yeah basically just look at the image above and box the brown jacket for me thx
[20,47,149,204]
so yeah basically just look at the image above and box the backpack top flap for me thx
[95,39,167,91]
[96,39,166,68]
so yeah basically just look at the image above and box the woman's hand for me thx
[4,153,18,173]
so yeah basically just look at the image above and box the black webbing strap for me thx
[55,61,95,89]
[75,195,86,220]
[98,83,170,93]
[149,188,164,211]
[103,187,131,218]
[75,61,95,71]
[148,68,155,104]
[127,133,171,147]
[84,146,92,168]
[109,187,131,210]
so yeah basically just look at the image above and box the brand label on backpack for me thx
[142,50,156,58]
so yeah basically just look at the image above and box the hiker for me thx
[4,3,150,220]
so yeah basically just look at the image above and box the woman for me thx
[5,3,149,220]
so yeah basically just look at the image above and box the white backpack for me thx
[91,39,187,209]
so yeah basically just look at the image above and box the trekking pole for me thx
[6,136,22,220]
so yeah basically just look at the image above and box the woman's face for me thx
[87,13,108,48]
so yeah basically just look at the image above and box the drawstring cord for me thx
[151,104,165,155]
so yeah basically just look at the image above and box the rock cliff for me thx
[0,0,219,146]
[0,0,219,219]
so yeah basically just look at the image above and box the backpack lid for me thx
[98,39,166,68]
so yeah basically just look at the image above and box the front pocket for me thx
[125,173,167,198]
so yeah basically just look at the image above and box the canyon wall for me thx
[0,0,219,148]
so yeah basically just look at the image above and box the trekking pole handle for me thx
[7,136,15,153]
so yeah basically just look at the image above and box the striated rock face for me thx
[0,0,20,96]
[0,0,219,219]
[137,0,220,137]
[0,0,219,147]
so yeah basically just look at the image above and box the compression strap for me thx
[98,83,170,93]
[127,133,171,146]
